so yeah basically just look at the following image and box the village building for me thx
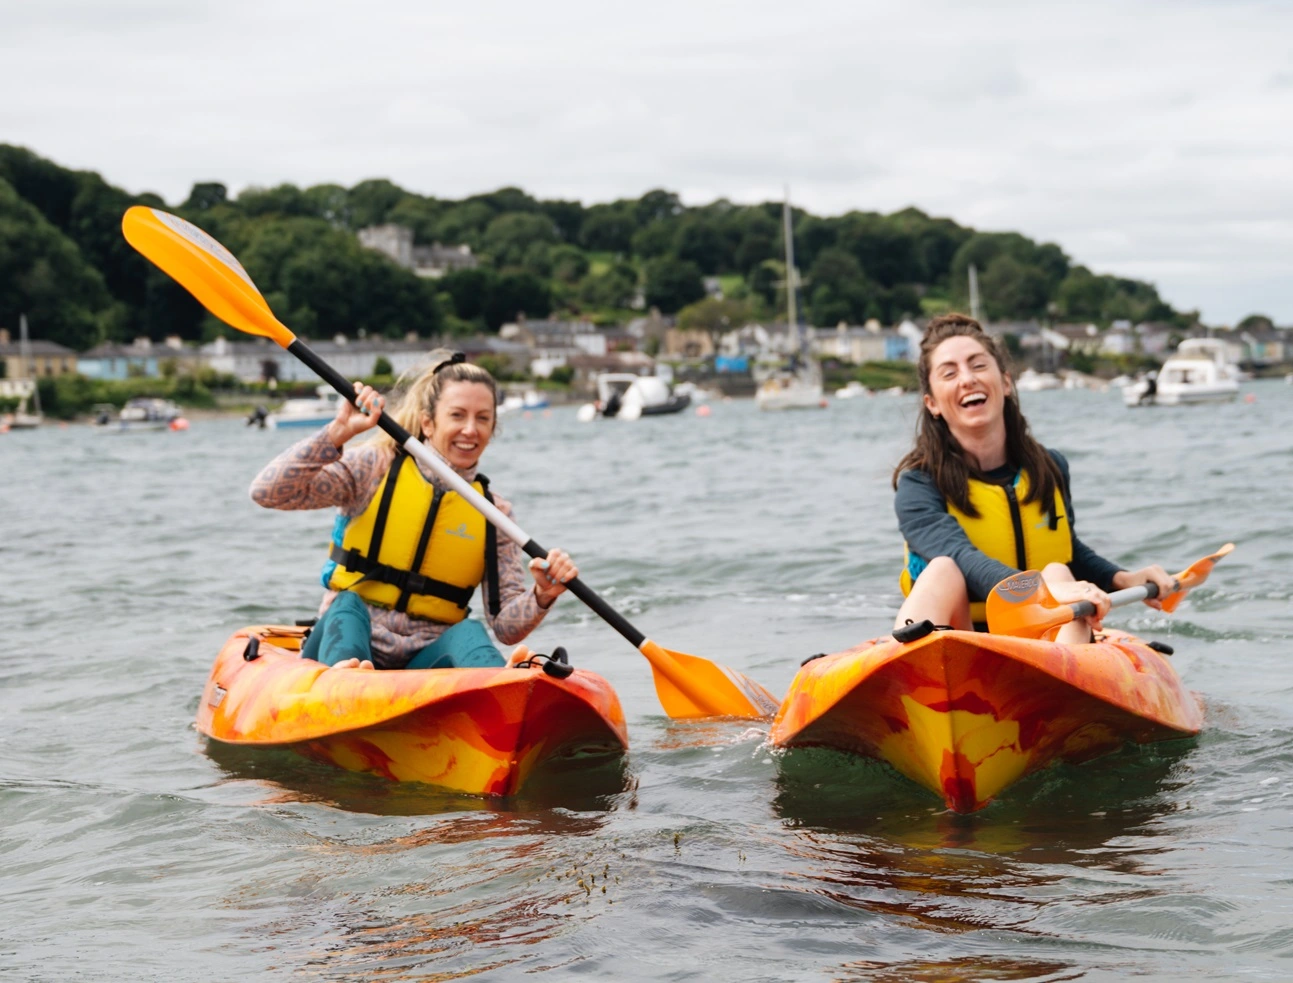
[499,318,608,377]
[357,224,479,278]
[0,328,77,379]
[199,334,450,383]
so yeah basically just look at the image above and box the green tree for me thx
[580,203,634,253]
[644,257,705,313]
[483,212,560,267]
[348,179,409,228]
[677,297,754,350]
[980,255,1050,320]
[549,244,590,284]
[373,356,393,376]
[0,177,112,349]
[182,182,228,211]
[577,264,636,309]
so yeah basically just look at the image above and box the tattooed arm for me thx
[249,429,392,514]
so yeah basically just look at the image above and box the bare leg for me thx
[1041,562,1092,645]
[894,556,973,631]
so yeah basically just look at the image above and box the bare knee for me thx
[1042,562,1074,583]
[896,557,970,630]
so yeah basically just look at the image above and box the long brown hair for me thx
[892,313,1063,519]
[376,348,499,451]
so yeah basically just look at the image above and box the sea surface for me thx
[2,382,1292,982]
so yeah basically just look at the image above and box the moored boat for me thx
[581,373,691,420]
[266,385,342,428]
[196,626,629,796]
[1124,338,1240,407]
[93,397,187,432]
[769,626,1202,812]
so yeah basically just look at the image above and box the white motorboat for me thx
[833,381,870,400]
[94,397,187,432]
[1014,368,1062,392]
[499,389,550,414]
[267,385,342,428]
[580,373,691,421]
[756,192,826,412]
[1123,339,1240,407]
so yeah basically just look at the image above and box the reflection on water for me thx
[770,742,1195,950]
[203,738,636,816]
[837,956,1082,982]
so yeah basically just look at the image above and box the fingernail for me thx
[539,560,550,570]
[562,576,571,583]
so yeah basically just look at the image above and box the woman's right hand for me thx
[325,382,386,448]
[1046,579,1112,630]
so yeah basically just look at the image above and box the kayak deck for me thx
[197,626,628,797]
[769,628,1202,812]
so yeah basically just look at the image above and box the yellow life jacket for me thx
[327,451,499,623]
[900,468,1071,623]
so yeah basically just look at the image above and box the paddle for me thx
[121,206,778,720]
[986,543,1235,640]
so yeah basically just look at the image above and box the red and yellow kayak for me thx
[769,628,1202,812]
[196,626,628,796]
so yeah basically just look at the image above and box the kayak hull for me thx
[196,627,629,796]
[769,629,1202,812]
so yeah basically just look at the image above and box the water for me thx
[2,383,1291,981]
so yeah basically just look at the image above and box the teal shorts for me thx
[300,590,505,669]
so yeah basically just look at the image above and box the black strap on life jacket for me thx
[331,453,500,619]
[329,543,476,609]
[479,474,501,618]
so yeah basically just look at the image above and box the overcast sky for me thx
[4,0,1291,324]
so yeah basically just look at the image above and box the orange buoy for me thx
[696,404,712,417]
[169,417,190,431]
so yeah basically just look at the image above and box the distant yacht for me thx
[6,315,44,429]
[756,191,826,411]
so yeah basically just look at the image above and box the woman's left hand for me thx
[1112,565,1176,611]
[530,548,578,608]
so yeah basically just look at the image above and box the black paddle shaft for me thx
[289,339,650,650]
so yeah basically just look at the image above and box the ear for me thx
[419,411,433,439]
[1002,373,1013,398]
[923,392,939,418]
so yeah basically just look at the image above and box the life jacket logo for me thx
[444,523,476,541]
[995,572,1041,603]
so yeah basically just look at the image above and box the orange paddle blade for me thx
[984,570,1073,640]
[639,639,779,720]
[1160,542,1235,612]
[121,206,296,347]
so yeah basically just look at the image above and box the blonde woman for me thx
[251,351,578,670]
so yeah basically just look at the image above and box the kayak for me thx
[769,627,1202,812]
[196,626,629,796]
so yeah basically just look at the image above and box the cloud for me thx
[2,0,1290,323]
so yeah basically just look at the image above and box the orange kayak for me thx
[769,628,1202,812]
[196,626,628,796]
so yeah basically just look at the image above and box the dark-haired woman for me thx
[250,350,578,670]
[893,314,1174,644]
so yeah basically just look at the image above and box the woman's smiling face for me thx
[420,380,496,469]
[923,334,1011,439]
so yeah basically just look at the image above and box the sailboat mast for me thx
[782,190,798,349]
[19,313,41,415]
